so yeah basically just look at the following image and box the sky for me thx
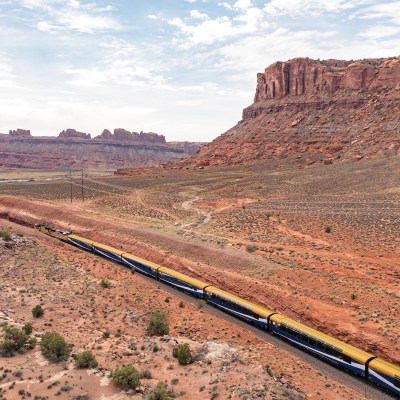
[0,0,399,142]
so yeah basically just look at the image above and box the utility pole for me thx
[70,170,73,203]
[81,169,84,202]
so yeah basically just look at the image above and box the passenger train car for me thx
[34,225,400,397]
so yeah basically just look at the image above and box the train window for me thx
[317,341,325,351]
[280,325,287,332]
[325,346,333,355]
[301,334,308,343]
[309,338,316,346]
[394,376,400,388]
[287,328,294,336]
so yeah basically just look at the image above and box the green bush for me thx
[22,323,33,335]
[0,231,11,241]
[246,244,258,253]
[172,343,193,366]
[32,305,44,318]
[146,383,176,400]
[112,364,140,390]
[146,311,169,336]
[75,351,98,369]
[40,332,72,362]
[325,226,332,233]
[101,279,111,288]
[0,340,17,357]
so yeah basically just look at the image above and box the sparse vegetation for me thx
[112,364,140,390]
[246,244,258,253]
[172,343,193,365]
[40,332,72,362]
[0,231,11,241]
[75,351,98,369]
[32,304,44,318]
[146,310,169,336]
[0,325,35,357]
[101,279,111,288]
[146,383,176,400]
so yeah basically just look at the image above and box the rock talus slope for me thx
[178,56,400,167]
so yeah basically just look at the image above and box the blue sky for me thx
[0,0,399,141]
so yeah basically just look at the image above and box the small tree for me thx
[40,332,72,362]
[172,343,193,365]
[32,305,44,318]
[0,340,16,357]
[75,351,98,369]
[146,311,169,336]
[112,364,140,390]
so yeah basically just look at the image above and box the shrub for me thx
[146,383,176,400]
[40,332,72,362]
[196,300,205,309]
[32,305,44,318]
[178,301,184,308]
[22,323,33,335]
[75,351,98,369]
[325,226,332,233]
[0,340,17,357]
[0,231,11,241]
[246,244,258,253]
[101,279,111,288]
[112,364,140,390]
[140,369,152,379]
[172,344,193,366]
[102,330,110,339]
[146,311,169,336]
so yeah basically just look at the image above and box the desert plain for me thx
[0,156,399,399]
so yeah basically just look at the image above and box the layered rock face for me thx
[177,56,400,168]
[0,129,204,169]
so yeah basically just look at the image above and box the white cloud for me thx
[264,0,375,16]
[233,0,252,10]
[169,5,264,46]
[190,9,209,20]
[351,2,400,24]
[0,54,17,88]
[359,24,400,39]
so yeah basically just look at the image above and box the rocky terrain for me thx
[0,219,367,400]
[0,155,399,399]
[175,56,400,168]
[0,129,204,170]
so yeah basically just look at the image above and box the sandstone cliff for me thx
[0,129,205,169]
[176,56,400,168]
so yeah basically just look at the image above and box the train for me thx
[34,224,400,397]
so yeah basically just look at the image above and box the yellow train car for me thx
[157,266,209,298]
[270,314,375,376]
[369,358,400,395]
[204,286,276,328]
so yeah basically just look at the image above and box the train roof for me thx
[369,358,400,378]
[122,252,161,271]
[68,234,95,245]
[158,266,209,290]
[271,314,374,363]
[205,286,276,318]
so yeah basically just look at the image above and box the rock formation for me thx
[59,128,91,139]
[9,129,31,138]
[96,128,166,144]
[0,130,205,169]
[176,56,400,168]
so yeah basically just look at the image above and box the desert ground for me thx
[0,156,399,399]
